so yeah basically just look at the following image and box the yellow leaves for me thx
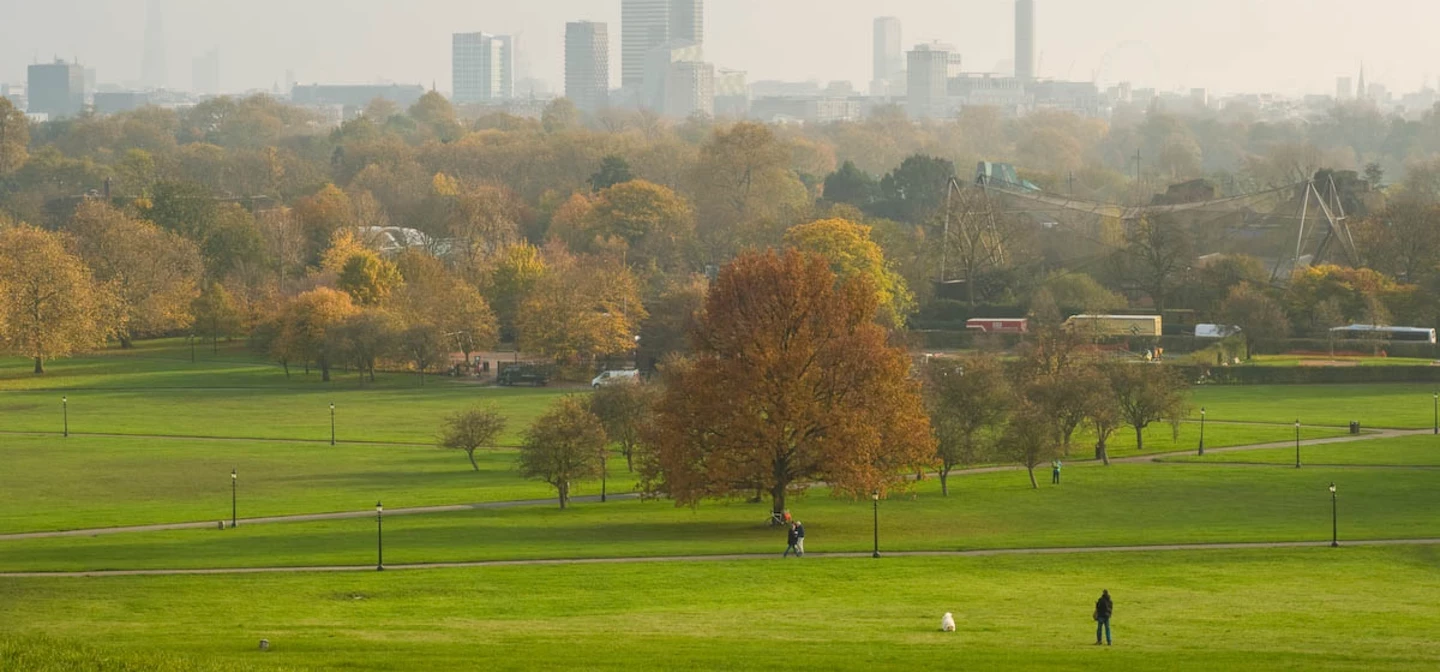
[431,172,460,197]
[319,229,374,275]
[0,225,111,369]
[783,217,914,328]
[337,251,403,306]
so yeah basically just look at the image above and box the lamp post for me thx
[330,403,336,446]
[376,501,384,571]
[1198,407,1206,456]
[1329,483,1338,548]
[62,396,68,438]
[871,491,880,559]
[230,469,237,529]
[1432,392,1437,435]
[1294,419,1302,468]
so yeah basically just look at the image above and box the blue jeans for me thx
[784,544,798,557]
[1096,618,1111,644]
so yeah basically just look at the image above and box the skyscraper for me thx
[1015,0,1036,82]
[622,0,704,89]
[192,50,220,96]
[453,33,514,103]
[142,0,168,89]
[872,17,902,97]
[28,60,85,118]
[908,44,952,119]
[566,22,610,112]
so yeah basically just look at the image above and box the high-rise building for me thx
[566,22,610,112]
[142,0,168,89]
[665,60,714,118]
[192,50,220,96]
[1015,0,1036,82]
[644,41,703,111]
[27,59,86,118]
[622,0,704,89]
[907,44,953,119]
[872,17,903,97]
[453,33,515,103]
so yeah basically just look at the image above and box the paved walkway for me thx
[2,428,1425,542]
[4,537,1437,578]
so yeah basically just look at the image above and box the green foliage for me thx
[519,396,607,508]
[337,251,403,306]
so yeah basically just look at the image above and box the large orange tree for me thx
[644,249,935,516]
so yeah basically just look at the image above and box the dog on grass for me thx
[941,613,956,632]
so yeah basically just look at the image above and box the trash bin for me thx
[1349,421,1361,435]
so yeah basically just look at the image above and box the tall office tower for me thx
[28,60,86,118]
[142,0,168,89]
[566,22,610,112]
[872,17,902,97]
[1015,0,1036,82]
[907,44,952,119]
[622,0,704,88]
[665,60,714,118]
[192,50,220,95]
[453,33,514,103]
[1336,77,1353,101]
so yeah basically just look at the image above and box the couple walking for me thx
[783,521,806,557]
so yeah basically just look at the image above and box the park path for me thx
[1,427,1426,542]
[3,537,1437,579]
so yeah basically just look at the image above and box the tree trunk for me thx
[1026,465,1038,489]
[33,357,44,374]
[1096,438,1110,465]
[770,482,787,518]
[466,449,479,471]
[557,481,568,509]
[1134,426,1145,451]
[600,451,608,503]
[282,361,290,378]
[119,336,133,349]
[624,446,634,472]
[940,467,951,496]
[320,357,331,382]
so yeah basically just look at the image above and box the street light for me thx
[1294,420,1302,468]
[62,396,68,438]
[1198,407,1206,456]
[871,491,881,559]
[376,501,384,571]
[330,403,336,446]
[230,468,237,529]
[1432,392,1437,435]
[1329,483,1339,548]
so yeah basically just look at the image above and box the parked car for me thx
[591,370,640,389]
[497,363,551,387]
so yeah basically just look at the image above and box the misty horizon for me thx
[1,0,1437,98]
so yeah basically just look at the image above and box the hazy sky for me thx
[1,0,1435,97]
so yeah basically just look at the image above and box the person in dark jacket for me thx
[1094,590,1114,645]
[783,523,800,558]
[794,522,806,556]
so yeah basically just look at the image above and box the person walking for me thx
[1093,590,1114,645]
[783,523,800,558]
[794,521,806,556]
[1052,459,1062,485]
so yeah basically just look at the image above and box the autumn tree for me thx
[1107,363,1190,452]
[337,250,403,306]
[1118,215,1195,313]
[274,287,357,381]
[999,400,1063,489]
[589,155,634,192]
[390,250,498,366]
[398,323,447,386]
[784,217,914,327]
[438,405,507,471]
[644,250,936,516]
[519,396,607,509]
[585,180,698,272]
[690,123,809,259]
[191,283,244,353]
[590,381,660,472]
[325,309,401,384]
[517,251,645,363]
[0,97,29,176]
[489,242,547,341]
[925,355,1011,496]
[0,225,112,373]
[1218,283,1290,358]
[293,184,355,265]
[65,201,203,347]
[636,274,707,371]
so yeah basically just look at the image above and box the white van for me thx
[591,370,640,388]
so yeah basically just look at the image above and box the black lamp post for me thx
[330,403,336,446]
[62,396,68,438]
[231,468,237,529]
[871,491,881,559]
[1432,393,1437,435]
[1329,483,1338,548]
[376,501,384,571]
[1294,419,1302,468]
[1198,407,1206,456]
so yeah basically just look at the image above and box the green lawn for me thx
[4,547,1439,671]
[1190,383,1440,429]
[4,462,1433,572]
[1165,434,1440,467]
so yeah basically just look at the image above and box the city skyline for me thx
[1,0,1437,98]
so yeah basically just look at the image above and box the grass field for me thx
[3,547,1439,671]
[1167,434,1440,467]
[5,462,1434,572]
[1189,383,1440,429]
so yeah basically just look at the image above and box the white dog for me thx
[940,613,956,632]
